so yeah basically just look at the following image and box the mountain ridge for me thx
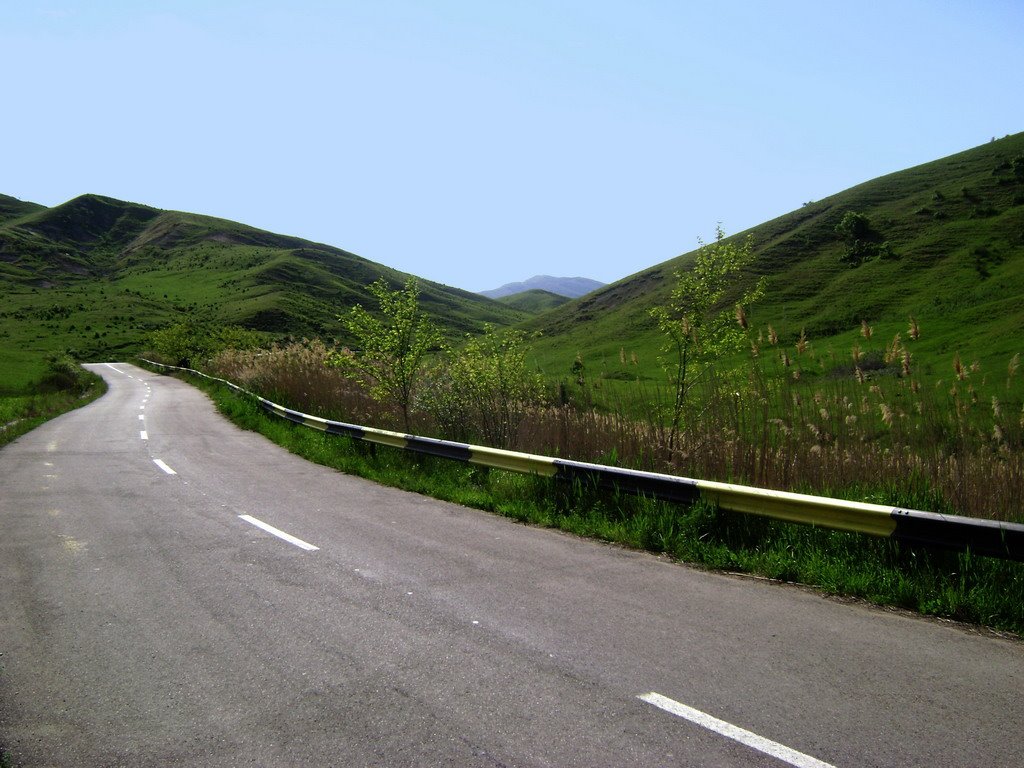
[480,275,605,299]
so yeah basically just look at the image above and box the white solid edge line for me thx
[638,692,836,768]
[140,430,148,440]
[238,514,319,551]
[153,459,177,475]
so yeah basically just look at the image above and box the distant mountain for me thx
[480,275,605,299]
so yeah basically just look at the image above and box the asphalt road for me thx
[0,362,1021,767]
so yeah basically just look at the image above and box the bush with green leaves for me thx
[834,211,888,266]
[420,325,544,448]
[38,350,90,393]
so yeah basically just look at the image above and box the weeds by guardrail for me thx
[141,358,1024,562]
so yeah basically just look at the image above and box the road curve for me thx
[0,362,1020,767]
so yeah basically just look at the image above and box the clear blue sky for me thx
[4,1,1022,292]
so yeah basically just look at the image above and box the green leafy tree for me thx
[649,225,765,453]
[148,321,264,368]
[328,278,441,430]
[834,211,888,266]
[422,325,544,448]
[148,320,216,367]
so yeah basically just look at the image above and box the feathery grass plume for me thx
[852,344,862,364]
[993,424,1006,449]
[884,333,903,365]
[781,351,791,367]
[796,328,808,355]
[619,347,626,366]
[631,351,638,366]
[735,304,749,330]
[855,366,865,384]
[901,349,912,377]
[971,360,981,374]
[911,379,920,393]
[1009,353,1020,381]
[908,316,921,341]
[860,319,873,340]
[992,396,1002,419]
[880,403,894,426]
[768,325,778,345]
[954,352,967,381]
[750,341,760,357]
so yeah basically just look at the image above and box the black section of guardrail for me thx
[140,358,1024,562]
[554,460,702,505]
[405,434,475,462]
[890,508,1024,560]
[324,421,367,440]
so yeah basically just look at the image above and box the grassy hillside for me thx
[497,289,571,313]
[0,194,525,391]
[527,133,1024,383]
[0,194,46,224]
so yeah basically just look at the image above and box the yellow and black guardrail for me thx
[141,359,1024,562]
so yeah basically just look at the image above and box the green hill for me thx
[0,194,46,224]
[527,133,1024,381]
[497,289,571,313]
[5,133,1023,394]
[0,195,525,391]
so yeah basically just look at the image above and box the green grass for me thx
[0,374,106,450]
[170,368,1023,635]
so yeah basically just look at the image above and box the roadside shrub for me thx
[37,351,89,393]
[420,325,545,449]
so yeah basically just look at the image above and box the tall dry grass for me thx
[205,326,1023,523]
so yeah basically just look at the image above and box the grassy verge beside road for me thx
[164,367,1024,636]
[0,358,106,450]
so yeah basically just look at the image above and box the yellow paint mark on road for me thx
[59,535,87,554]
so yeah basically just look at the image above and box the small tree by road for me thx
[327,278,441,430]
[649,225,765,453]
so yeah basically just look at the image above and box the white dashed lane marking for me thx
[238,515,319,551]
[638,692,836,768]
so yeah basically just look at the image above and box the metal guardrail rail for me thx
[141,359,1024,562]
